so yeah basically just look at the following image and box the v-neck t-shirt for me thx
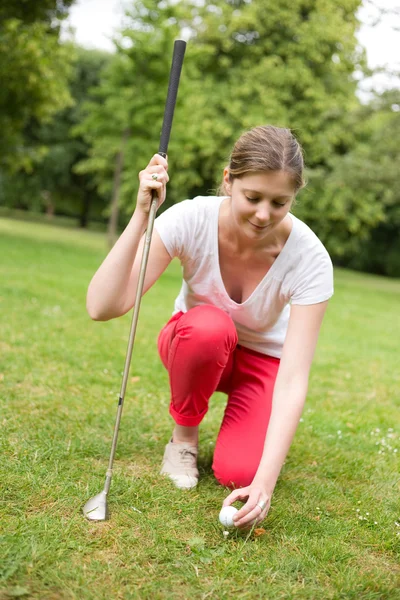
[154,196,334,358]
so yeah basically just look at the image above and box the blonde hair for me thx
[219,125,305,194]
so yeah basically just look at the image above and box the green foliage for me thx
[0,48,112,226]
[345,91,400,276]
[0,1,76,170]
[295,90,400,273]
[0,0,74,24]
[176,0,364,164]
[74,5,185,210]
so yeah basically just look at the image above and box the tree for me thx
[317,90,400,275]
[0,48,112,227]
[74,6,186,224]
[293,89,400,270]
[0,0,76,170]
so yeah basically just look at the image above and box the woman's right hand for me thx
[136,154,169,215]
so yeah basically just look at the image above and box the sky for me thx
[61,0,400,95]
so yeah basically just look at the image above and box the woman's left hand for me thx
[222,485,271,530]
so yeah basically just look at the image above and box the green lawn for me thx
[0,216,399,600]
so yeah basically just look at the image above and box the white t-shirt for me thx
[154,196,334,358]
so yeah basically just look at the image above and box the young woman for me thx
[87,126,334,530]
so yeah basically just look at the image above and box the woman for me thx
[87,126,334,530]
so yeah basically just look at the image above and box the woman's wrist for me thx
[131,207,149,228]
[251,475,277,498]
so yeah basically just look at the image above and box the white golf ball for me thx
[219,505,238,527]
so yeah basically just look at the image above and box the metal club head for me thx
[82,490,108,521]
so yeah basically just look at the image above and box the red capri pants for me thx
[157,305,280,488]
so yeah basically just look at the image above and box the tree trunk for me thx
[42,190,54,219]
[79,188,91,229]
[108,128,130,248]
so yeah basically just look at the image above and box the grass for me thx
[0,216,399,600]
[0,207,108,232]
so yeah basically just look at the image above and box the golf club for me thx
[83,39,187,521]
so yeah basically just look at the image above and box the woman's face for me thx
[223,169,296,242]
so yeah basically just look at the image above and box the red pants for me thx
[157,305,280,488]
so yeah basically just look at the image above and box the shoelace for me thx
[179,448,197,466]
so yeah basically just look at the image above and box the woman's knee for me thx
[177,305,237,350]
[212,457,257,489]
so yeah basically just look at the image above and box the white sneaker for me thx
[160,439,199,489]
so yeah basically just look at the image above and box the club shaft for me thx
[100,40,186,498]
[103,196,158,494]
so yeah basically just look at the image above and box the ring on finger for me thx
[151,173,158,181]
[257,499,267,511]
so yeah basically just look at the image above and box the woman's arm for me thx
[223,300,329,528]
[86,154,172,321]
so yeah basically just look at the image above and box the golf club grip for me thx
[158,39,186,156]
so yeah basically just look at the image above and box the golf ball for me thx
[219,505,238,527]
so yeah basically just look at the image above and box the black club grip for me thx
[158,39,186,157]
